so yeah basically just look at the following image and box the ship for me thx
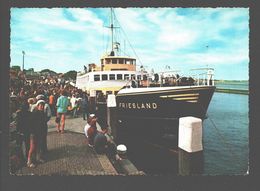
[76,8,215,125]
[76,8,146,95]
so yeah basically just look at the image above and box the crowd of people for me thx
[10,72,120,169]
[10,72,91,167]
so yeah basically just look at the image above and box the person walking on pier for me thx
[27,100,46,167]
[40,96,51,156]
[48,91,55,116]
[56,89,69,133]
[16,100,32,163]
[70,94,78,118]
[31,95,51,156]
[81,93,89,120]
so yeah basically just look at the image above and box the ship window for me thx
[143,75,147,80]
[117,74,123,80]
[124,74,129,80]
[137,75,141,80]
[118,58,124,64]
[112,59,117,64]
[94,75,100,81]
[109,74,115,80]
[131,74,135,80]
[102,74,108,80]
[105,59,111,64]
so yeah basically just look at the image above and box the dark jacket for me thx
[31,110,46,137]
[81,96,89,109]
[16,109,32,136]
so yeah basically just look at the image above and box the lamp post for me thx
[22,51,25,71]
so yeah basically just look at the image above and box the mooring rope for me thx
[195,95,244,167]
[206,114,244,167]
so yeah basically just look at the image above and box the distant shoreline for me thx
[215,80,248,83]
[214,80,248,94]
[215,88,249,95]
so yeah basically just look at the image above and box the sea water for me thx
[125,81,249,175]
[203,92,249,175]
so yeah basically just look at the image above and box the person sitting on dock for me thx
[85,114,121,160]
[84,114,95,139]
[86,116,98,147]
[93,133,122,161]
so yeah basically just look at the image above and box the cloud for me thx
[10,8,249,80]
[186,50,249,66]
[115,8,149,32]
[157,26,198,51]
[67,8,104,33]
[17,8,89,32]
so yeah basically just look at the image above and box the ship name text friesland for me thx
[118,102,158,109]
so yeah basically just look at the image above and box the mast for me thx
[107,8,119,56]
[110,8,114,53]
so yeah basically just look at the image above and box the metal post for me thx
[22,51,25,71]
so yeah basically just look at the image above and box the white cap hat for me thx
[89,114,95,117]
[117,144,127,152]
[36,100,45,106]
[36,94,45,100]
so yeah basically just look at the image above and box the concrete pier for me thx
[15,116,117,175]
[14,115,142,176]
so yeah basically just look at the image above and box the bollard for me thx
[116,144,143,175]
[107,94,118,140]
[117,144,127,159]
[178,116,204,175]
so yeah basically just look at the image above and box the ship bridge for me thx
[101,55,136,72]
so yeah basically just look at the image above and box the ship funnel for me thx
[110,51,115,56]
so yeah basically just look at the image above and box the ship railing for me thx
[190,68,214,86]
[77,71,86,76]
[124,79,139,88]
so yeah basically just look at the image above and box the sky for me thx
[10,8,249,80]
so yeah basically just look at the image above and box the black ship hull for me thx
[116,85,215,121]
